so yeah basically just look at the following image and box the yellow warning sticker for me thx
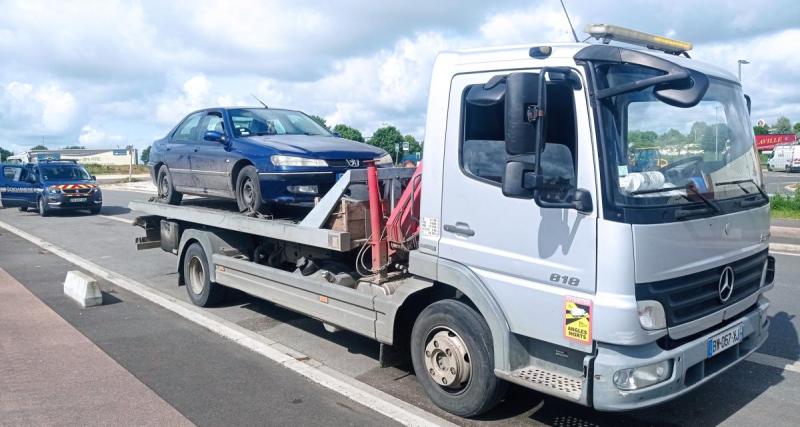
[564,296,592,344]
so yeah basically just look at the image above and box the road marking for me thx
[772,251,800,258]
[748,352,800,374]
[770,243,800,254]
[98,215,134,225]
[0,219,454,427]
[771,226,800,238]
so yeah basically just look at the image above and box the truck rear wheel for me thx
[157,166,183,205]
[183,243,226,307]
[410,299,507,417]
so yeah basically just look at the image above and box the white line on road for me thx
[748,352,800,374]
[770,243,800,254]
[98,215,134,225]
[0,219,455,427]
[772,251,800,258]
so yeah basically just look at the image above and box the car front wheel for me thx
[235,166,266,214]
[38,197,50,217]
[157,166,183,205]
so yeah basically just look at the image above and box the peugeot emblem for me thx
[718,266,735,303]
[346,159,359,167]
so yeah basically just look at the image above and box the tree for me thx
[793,122,800,137]
[308,115,329,130]
[753,125,769,135]
[774,116,792,133]
[63,145,85,149]
[31,144,48,151]
[140,146,152,164]
[332,124,364,142]
[0,147,12,162]
[369,125,404,161]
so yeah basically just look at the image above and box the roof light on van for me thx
[585,24,692,55]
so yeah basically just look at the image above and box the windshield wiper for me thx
[715,179,769,201]
[630,182,722,220]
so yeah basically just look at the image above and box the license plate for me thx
[70,197,87,202]
[706,323,744,358]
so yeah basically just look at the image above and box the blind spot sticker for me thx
[564,296,592,344]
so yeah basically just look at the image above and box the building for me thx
[7,148,138,165]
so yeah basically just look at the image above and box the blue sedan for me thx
[148,107,391,213]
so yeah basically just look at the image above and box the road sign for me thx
[113,149,128,156]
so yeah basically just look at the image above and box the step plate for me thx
[510,367,583,400]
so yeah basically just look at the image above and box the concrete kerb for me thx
[64,270,103,308]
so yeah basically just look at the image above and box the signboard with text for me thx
[755,134,797,151]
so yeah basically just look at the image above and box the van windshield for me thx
[596,64,763,219]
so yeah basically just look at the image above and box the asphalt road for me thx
[764,169,800,195]
[1,189,800,426]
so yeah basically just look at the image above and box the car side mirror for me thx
[91,175,97,181]
[204,130,227,143]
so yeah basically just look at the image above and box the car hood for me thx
[43,179,97,186]
[243,134,386,159]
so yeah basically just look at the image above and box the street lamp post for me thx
[737,59,750,82]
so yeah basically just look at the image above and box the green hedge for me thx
[771,188,800,219]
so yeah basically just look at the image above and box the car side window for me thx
[460,77,578,187]
[174,112,204,141]
[2,166,26,182]
[205,113,225,134]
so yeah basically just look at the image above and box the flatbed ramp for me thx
[128,200,355,251]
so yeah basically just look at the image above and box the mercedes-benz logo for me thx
[346,159,359,167]
[718,266,735,303]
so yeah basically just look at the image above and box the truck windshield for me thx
[596,63,763,220]
[39,165,91,181]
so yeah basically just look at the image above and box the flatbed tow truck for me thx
[132,25,776,417]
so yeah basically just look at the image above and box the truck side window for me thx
[460,78,578,186]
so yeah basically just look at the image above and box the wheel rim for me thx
[159,174,170,197]
[423,326,471,391]
[39,198,44,213]
[187,256,205,295]
[241,178,255,209]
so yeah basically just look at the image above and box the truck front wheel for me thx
[183,243,226,307]
[410,299,507,417]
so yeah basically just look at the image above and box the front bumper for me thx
[258,170,349,203]
[44,193,103,209]
[592,295,770,411]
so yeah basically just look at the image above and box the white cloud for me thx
[78,125,124,146]
[0,81,77,134]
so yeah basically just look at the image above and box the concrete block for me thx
[63,271,103,308]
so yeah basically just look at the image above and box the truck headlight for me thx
[374,153,393,165]
[637,300,666,330]
[271,155,328,167]
[47,186,62,194]
[613,360,673,390]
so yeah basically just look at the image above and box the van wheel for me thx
[183,243,226,307]
[235,166,266,214]
[410,299,507,418]
[89,206,102,215]
[157,166,183,205]
[38,197,50,217]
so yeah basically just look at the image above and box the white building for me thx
[7,148,138,166]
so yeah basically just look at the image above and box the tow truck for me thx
[131,25,775,417]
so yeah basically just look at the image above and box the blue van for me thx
[0,161,102,216]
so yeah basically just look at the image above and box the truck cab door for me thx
[437,70,598,351]
[168,111,204,189]
[190,111,231,193]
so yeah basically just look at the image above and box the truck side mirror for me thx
[504,72,542,155]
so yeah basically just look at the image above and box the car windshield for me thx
[39,165,91,181]
[596,64,762,211]
[228,109,332,137]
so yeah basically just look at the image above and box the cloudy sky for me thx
[0,0,798,154]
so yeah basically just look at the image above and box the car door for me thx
[168,111,204,189]
[0,165,34,207]
[190,111,233,193]
[436,70,598,351]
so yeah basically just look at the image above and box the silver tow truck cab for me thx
[132,25,775,418]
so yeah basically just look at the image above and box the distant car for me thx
[0,161,102,216]
[148,107,392,212]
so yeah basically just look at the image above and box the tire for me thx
[157,166,183,205]
[18,206,28,212]
[38,197,50,217]
[89,205,102,215]
[235,166,266,214]
[410,299,507,418]
[182,243,226,307]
